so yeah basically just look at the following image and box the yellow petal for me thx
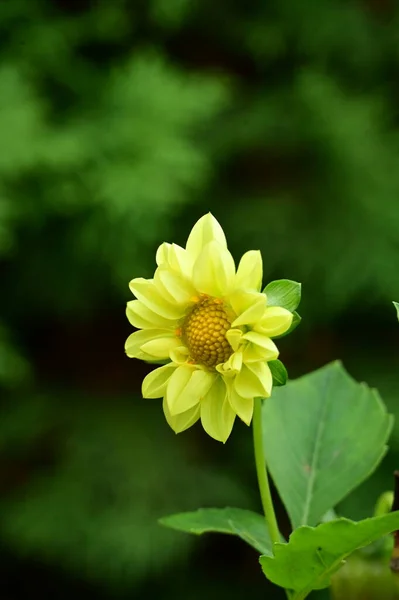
[126,300,175,329]
[141,336,181,359]
[255,306,293,337]
[226,328,243,351]
[217,350,243,375]
[169,243,194,275]
[165,364,208,415]
[192,241,235,297]
[163,398,201,434]
[234,362,272,398]
[230,290,266,326]
[154,267,195,305]
[129,278,185,320]
[227,383,254,425]
[243,344,278,363]
[235,250,263,292]
[247,361,273,397]
[125,329,174,358]
[169,346,190,364]
[229,289,265,313]
[186,213,227,260]
[156,242,171,267]
[152,269,177,304]
[200,377,236,443]
[231,301,265,327]
[176,369,216,413]
[156,242,193,278]
[142,363,177,398]
[165,365,192,414]
[242,332,279,360]
[167,368,216,415]
[130,348,159,362]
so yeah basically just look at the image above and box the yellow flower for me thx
[125,214,293,443]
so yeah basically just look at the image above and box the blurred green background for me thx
[2,0,399,598]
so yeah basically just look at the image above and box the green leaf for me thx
[159,507,272,555]
[263,279,301,312]
[393,301,399,321]
[269,360,288,386]
[262,361,393,528]
[273,310,301,339]
[260,512,399,600]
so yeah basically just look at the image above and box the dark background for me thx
[1,1,399,598]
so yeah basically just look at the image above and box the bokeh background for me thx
[2,1,399,598]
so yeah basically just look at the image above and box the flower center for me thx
[182,296,234,369]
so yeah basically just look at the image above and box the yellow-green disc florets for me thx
[182,296,233,369]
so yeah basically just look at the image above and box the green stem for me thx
[253,397,293,600]
[252,397,280,549]
[252,398,292,600]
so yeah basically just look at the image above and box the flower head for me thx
[125,214,295,442]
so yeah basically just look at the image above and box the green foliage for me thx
[268,360,288,386]
[393,302,399,321]
[260,512,399,600]
[160,507,272,555]
[0,395,250,587]
[330,553,399,600]
[263,280,302,313]
[263,362,393,528]
[0,3,228,316]
[0,324,31,388]
[150,0,192,28]
[1,0,399,323]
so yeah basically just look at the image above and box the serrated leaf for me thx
[273,310,301,339]
[263,279,301,312]
[269,360,288,386]
[159,507,272,555]
[393,301,399,321]
[262,361,393,528]
[260,512,399,600]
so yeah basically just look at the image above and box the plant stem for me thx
[252,397,280,550]
[253,397,292,599]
